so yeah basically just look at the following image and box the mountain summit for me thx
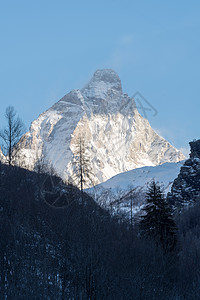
[82,69,122,96]
[15,69,185,185]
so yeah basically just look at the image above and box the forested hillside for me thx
[1,164,200,299]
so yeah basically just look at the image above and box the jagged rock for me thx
[15,69,184,185]
[189,139,200,159]
[168,139,200,208]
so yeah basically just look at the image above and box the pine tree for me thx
[139,180,177,252]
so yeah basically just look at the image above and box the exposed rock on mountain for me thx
[15,69,184,185]
[168,139,200,208]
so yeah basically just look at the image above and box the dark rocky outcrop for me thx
[167,140,200,208]
[168,139,200,208]
[189,139,200,159]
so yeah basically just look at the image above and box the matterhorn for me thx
[15,69,184,185]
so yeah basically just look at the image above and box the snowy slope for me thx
[89,161,184,195]
[87,161,184,218]
[15,69,184,185]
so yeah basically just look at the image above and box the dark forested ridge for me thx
[1,163,200,299]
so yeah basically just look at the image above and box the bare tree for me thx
[0,106,25,165]
[71,135,95,204]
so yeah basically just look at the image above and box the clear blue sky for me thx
[0,0,200,157]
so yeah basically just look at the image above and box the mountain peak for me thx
[92,69,121,88]
[15,70,185,186]
[82,69,122,98]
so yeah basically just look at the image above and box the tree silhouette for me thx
[0,106,25,165]
[71,134,95,204]
[140,180,177,252]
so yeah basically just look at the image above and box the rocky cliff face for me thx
[168,139,200,208]
[15,69,184,185]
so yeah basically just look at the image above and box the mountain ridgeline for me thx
[14,69,184,186]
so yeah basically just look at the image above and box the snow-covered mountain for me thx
[90,161,184,195]
[87,161,184,218]
[15,69,184,185]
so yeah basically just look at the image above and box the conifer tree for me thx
[139,180,177,252]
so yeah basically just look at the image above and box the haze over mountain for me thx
[15,69,184,185]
